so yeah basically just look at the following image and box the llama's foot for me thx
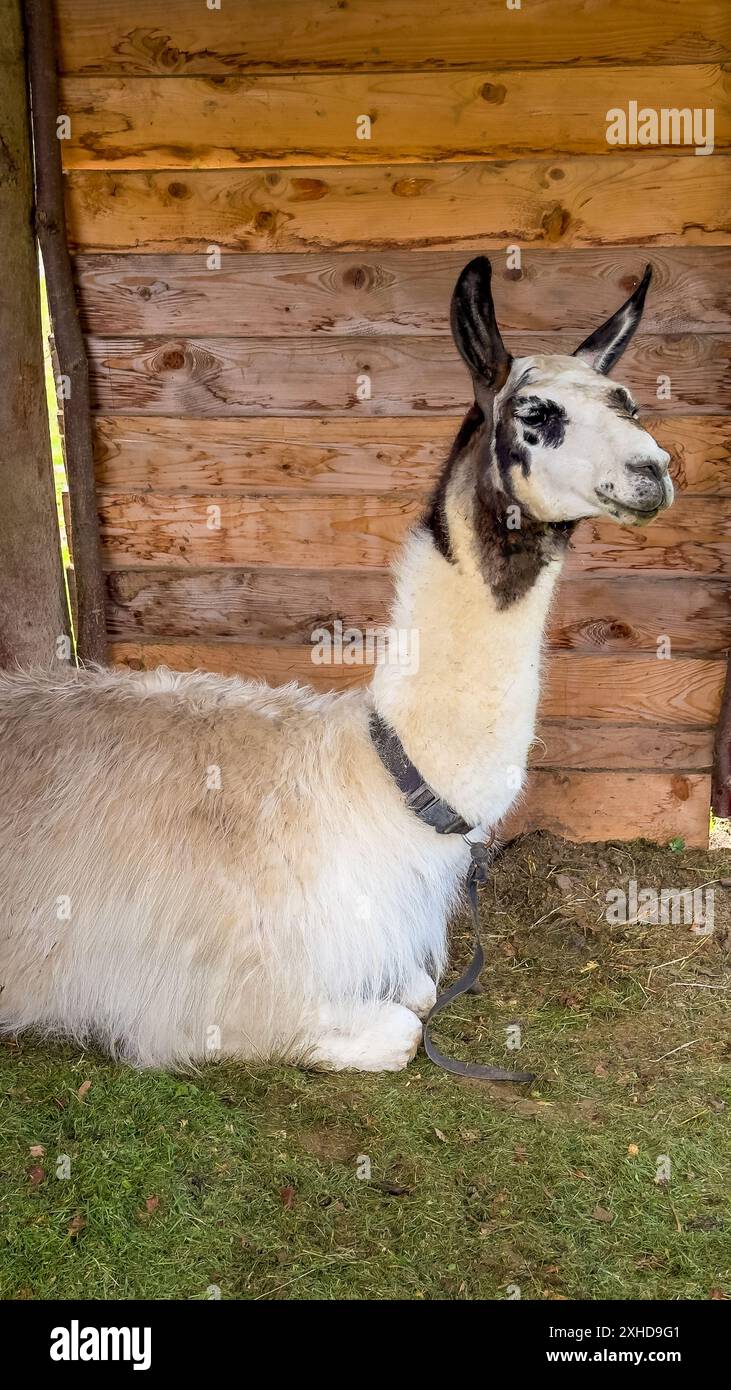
[399,968,437,1020]
[309,1002,423,1073]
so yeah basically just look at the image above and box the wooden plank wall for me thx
[54,0,731,846]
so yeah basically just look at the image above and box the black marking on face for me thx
[494,413,531,480]
[513,395,568,449]
[607,386,640,419]
[423,403,483,562]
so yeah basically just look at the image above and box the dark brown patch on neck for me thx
[474,473,575,609]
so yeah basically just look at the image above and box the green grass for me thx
[1,834,730,1301]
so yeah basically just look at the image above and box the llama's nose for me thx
[627,454,669,483]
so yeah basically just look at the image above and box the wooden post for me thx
[0,0,70,667]
[24,0,107,664]
[712,655,731,820]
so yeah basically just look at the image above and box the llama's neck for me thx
[370,505,565,829]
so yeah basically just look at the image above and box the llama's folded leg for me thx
[307,1001,423,1072]
[399,968,437,1020]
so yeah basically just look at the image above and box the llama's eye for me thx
[513,396,567,449]
[516,405,543,425]
[516,407,544,439]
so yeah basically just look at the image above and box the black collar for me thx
[369,711,473,837]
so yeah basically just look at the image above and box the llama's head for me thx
[448,256,674,528]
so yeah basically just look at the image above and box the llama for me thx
[0,257,673,1072]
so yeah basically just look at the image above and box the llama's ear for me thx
[573,265,652,375]
[451,256,511,403]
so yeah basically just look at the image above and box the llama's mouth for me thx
[594,487,668,524]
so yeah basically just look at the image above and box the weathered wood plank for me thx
[73,248,731,337]
[99,492,422,569]
[108,641,724,726]
[93,418,455,494]
[104,569,731,656]
[530,723,714,772]
[93,416,731,496]
[712,652,731,813]
[570,502,731,578]
[87,334,731,417]
[97,492,731,577]
[59,68,729,168]
[54,0,731,74]
[64,157,731,254]
[501,771,711,846]
[543,655,723,726]
[107,638,371,685]
[547,577,731,653]
[105,567,396,642]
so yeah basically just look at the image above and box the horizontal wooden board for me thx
[108,642,724,726]
[547,577,731,653]
[93,416,731,496]
[501,771,711,845]
[543,655,723,725]
[569,501,731,578]
[99,492,421,569]
[87,334,731,417]
[104,567,396,642]
[530,722,714,771]
[73,248,731,338]
[54,1,731,74]
[63,156,731,254]
[97,492,731,577]
[59,67,729,168]
[104,569,731,657]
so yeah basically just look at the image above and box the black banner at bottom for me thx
[0,1298,723,1375]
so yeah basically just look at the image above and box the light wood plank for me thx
[108,641,725,726]
[99,493,422,569]
[107,638,382,686]
[64,156,731,254]
[97,492,731,577]
[92,416,731,495]
[87,334,731,417]
[543,655,723,725]
[105,567,396,643]
[531,722,714,771]
[73,248,731,337]
[570,502,731,578]
[501,771,711,845]
[104,569,731,656]
[547,577,731,652]
[54,1,731,74]
[59,68,729,168]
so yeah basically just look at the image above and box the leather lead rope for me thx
[422,844,535,1085]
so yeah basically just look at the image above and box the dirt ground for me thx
[454,830,731,1084]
